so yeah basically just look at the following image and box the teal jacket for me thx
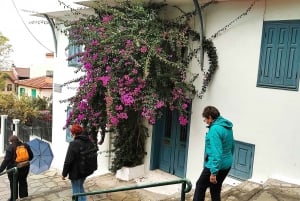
[204,116,234,175]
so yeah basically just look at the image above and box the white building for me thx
[45,0,300,187]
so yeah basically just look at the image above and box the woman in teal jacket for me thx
[193,106,234,201]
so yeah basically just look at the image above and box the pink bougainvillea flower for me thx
[126,39,132,47]
[155,101,164,109]
[117,112,128,119]
[77,114,85,121]
[97,27,105,33]
[119,49,126,55]
[121,94,134,106]
[84,62,92,70]
[106,65,111,73]
[99,76,110,87]
[110,115,119,126]
[91,40,99,46]
[92,53,98,61]
[179,115,188,126]
[115,105,123,111]
[182,103,188,109]
[102,56,108,64]
[102,15,113,23]
[140,46,148,53]
[156,47,162,54]
[132,69,138,74]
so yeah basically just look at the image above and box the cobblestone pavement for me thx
[0,168,300,201]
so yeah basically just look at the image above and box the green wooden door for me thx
[150,109,189,177]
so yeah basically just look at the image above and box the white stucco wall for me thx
[51,0,300,187]
[187,0,300,185]
[51,24,111,176]
[18,85,52,99]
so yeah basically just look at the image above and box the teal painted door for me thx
[151,109,189,178]
[31,89,37,98]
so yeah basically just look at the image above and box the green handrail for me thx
[72,178,192,201]
[0,167,18,201]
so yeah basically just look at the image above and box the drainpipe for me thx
[43,14,58,57]
[193,0,204,68]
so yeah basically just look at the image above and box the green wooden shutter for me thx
[20,88,25,96]
[31,89,36,98]
[229,141,255,180]
[68,41,83,67]
[284,24,300,88]
[257,21,300,90]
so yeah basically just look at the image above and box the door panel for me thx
[154,108,189,178]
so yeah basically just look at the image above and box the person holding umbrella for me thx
[0,135,33,201]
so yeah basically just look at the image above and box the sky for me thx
[0,0,77,67]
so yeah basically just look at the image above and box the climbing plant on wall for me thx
[58,0,256,171]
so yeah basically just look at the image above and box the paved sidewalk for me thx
[0,168,300,201]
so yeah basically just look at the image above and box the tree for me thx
[0,32,13,68]
[0,94,38,123]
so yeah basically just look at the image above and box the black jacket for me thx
[0,141,34,173]
[62,135,91,180]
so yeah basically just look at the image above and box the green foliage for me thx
[110,110,149,172]
[0,94,37,123]
[32,96,51,111]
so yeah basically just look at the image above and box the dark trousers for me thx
[193,167,230,201]
[8,166,30,200]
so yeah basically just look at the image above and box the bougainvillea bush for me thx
[63,1,201,171]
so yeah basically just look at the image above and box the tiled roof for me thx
[14,67,30,78]
[15,76,53,89]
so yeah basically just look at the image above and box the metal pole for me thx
[0,115,8,155]
[180,182,187,201]
[12,167,18,201]
[193,0,205,68]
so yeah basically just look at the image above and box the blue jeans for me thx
[71,178,86,201]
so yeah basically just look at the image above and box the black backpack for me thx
[78,139,98,177]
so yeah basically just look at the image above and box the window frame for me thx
[7,84,12,91]
[67,41,83,67]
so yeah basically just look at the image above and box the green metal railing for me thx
[72,178,192,201]
[0,167,18,201]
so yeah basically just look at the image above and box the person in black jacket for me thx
[0,135,33,201]
[62,124,91,201]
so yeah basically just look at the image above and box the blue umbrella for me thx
[27,138,54,174]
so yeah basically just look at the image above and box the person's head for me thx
[202,106,220,125]
[70,124,83,137]
[9,135,20,145]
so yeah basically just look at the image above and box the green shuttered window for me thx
[67,41,83,67]
[257,20,300,90]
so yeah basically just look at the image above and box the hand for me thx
[62,176,66,180]
[210,174,217,184]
